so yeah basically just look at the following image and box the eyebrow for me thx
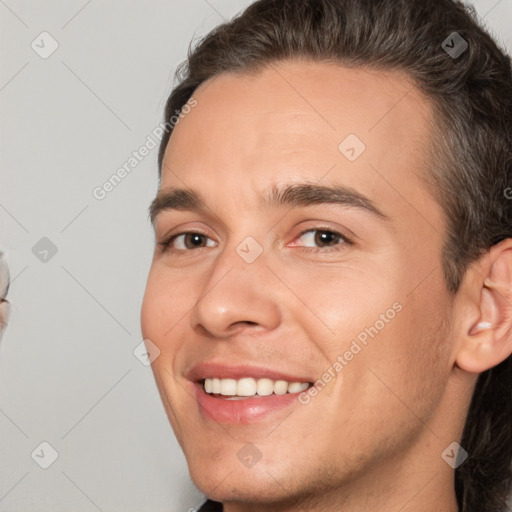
[149,182,390,225]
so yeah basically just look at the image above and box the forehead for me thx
[164,61,432,172]
[160,60,443,236]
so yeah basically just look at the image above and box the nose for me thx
[189,255,281,339]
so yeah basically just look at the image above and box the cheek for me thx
[140,266,187,341]
[289,265,400,356]
[312,265,452,427]
[359,282,453,419]
[140,278,163,341]
[140,265,176,345]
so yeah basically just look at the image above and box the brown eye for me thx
[314,230,342,247]
[161,232,216,253]
[181,233,208,249]
[295,229,351,251]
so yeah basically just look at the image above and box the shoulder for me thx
[197,499,223,511]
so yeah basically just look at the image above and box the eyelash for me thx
[158,227,353,255]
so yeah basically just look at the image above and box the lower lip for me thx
[193,382,306,424]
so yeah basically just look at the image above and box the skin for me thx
[140,60,512,511]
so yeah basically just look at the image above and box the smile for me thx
[203,377,311,399]
[193,380,314,424]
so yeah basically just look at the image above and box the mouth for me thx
[191,377,314,424]
[186,362,316,424]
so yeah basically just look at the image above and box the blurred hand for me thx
[0,251,10,338]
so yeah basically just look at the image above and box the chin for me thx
[188,455,281,499]
[192,473,288,506]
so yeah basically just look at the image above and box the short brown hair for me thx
[157,1,512,509]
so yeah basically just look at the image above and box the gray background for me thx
[0,1,510,511]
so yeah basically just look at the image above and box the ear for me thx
[455,238,512,373]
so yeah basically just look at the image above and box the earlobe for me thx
[455,241,512,374]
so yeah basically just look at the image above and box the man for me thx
[140,0,512,510]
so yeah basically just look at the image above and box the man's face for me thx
[141,61,457,504]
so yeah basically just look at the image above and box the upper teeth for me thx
[203,377,310,397]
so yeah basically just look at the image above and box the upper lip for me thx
[186,362,315,383]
